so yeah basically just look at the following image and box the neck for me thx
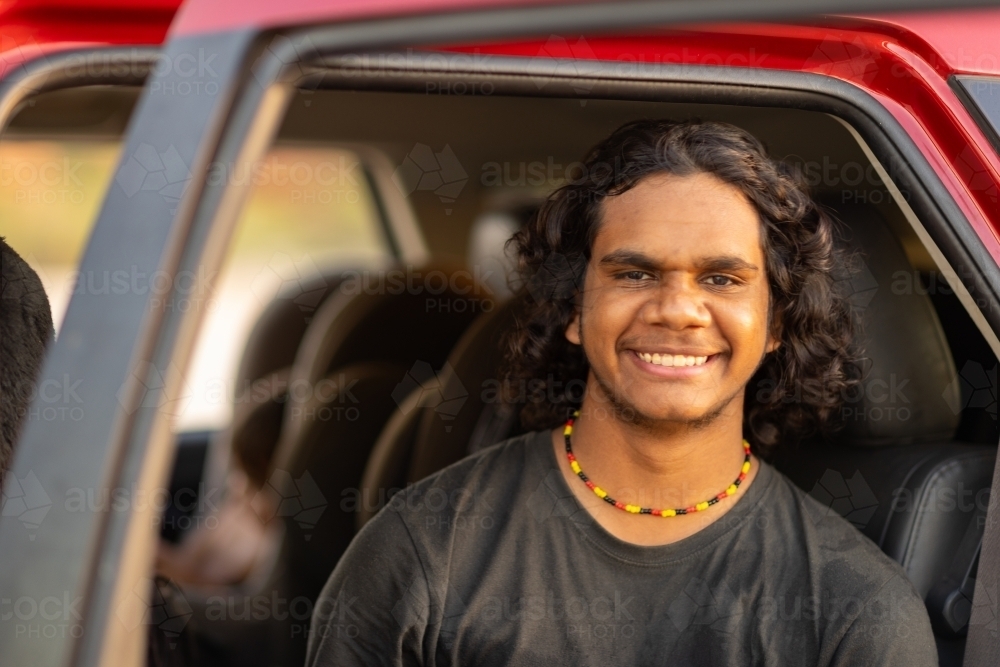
[567,393,750,512]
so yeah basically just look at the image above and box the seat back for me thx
[257,265,492,666]
[235,271,346,388]
[203,270,353,492]
[774,203,992,664]
[277,263,492,451]
[407,298,522,483]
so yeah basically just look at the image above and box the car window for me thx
[0,86,389,434]
[0,86,138,330]
[0,136,122,328]
[178,143,389,431]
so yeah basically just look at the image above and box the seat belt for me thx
[927,502,985,637]
[963,450,1000,665]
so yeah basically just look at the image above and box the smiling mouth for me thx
[635,352,713,367]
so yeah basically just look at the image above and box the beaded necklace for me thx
[563,410,751,517]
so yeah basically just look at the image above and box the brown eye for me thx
[707,275,734,287]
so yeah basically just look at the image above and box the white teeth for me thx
[638,352,709,367]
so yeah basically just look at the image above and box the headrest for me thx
[827,202,959,446]
[288,263,494,386]
[407,297,522,483]
[279,262,494,455]
[228,367,290,487]
[234,271,347,392]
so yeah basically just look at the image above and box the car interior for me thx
[5,76,999,667]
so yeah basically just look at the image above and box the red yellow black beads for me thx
[564,410,751,517]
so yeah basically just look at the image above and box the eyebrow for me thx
[598,249,759,273]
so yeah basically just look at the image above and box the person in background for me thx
[0,237,54,484]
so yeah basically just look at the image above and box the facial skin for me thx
[566,171,779,432]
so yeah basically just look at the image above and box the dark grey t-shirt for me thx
[306,430,937,666]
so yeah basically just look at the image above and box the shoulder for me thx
[759,463,893,560]
[389,431,549,519]
[364,428,550,538]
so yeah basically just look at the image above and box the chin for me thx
[609,399,721,426]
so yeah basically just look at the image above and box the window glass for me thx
[0,138,122,329]
[0,122,388,432]
[179,144,388,430]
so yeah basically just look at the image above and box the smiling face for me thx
[566,171,779,427]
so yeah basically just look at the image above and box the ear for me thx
[565,308,582,346]
[765,322,782,354]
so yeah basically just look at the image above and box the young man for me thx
[307,120,937,665]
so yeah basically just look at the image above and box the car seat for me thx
[357,299,523,528]
[201,269,354,493]
[258,263,492,666]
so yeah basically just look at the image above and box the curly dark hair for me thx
[499,119,863,457]
[1,237,54,483]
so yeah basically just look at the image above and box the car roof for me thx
[3,0,1000,76]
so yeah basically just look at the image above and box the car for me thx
[4,1,1000,665]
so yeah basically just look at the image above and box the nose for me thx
[641,274,711,330]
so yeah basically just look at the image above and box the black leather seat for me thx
[357,299,523,528]
[775,204,995,665]
[255,264,492,666]
[270,362,408,630]
[275,263,493,452]
[235,271,345,388]
[204,270,352,489]
[359,203,995,666]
